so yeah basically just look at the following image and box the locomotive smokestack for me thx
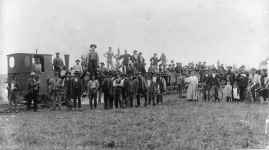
[64,54,70,70]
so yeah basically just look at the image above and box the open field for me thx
[1,94,269,150]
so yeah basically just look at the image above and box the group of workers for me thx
[5,44,269,113]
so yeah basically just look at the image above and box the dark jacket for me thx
[226,71,236,85]
[119,54,132,65]
[72,77,83,91]
[7,80,20,93]
[102,78,113,95]
[236,72,249,87]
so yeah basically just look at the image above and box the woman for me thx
[186,71,198,101]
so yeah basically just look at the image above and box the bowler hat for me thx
[90,44,97,48]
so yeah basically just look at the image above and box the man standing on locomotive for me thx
[150,53,161,73]
[53,52,64,78]
[7,75,20,113]
[47,72,63,111]
[88,44,99,77]
[27,72,40,112]
[103,47,117,70]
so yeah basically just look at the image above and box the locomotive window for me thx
[33,55,45,72]
[9,57,15,68]
[24,56,31,67]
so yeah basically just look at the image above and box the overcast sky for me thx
[0,0,268,74]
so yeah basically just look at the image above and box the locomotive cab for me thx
[7,53,54,97]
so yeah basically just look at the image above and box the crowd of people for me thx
[5,44,269,113]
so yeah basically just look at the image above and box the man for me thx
[72,71,83,111]
[103,47,117,70]
[88,44,99,77]
[47,72,62,110]
[158,64,163,73]
[124,74,135,107]
[127,63,135,77]
[167,64,172,72]
[73,59,83,76]
[208,68,223,101]
[131,50,138,70]
[62,70,73,110]
[150,72,161,106]
[157,73,166,104]
[134,72,148,107]
[177,72,184,98]
[113,73,124,108]
[175,63,182,74]
[226,66,236,101]
[7,75,20,113]
[100,62,107,73]
[121,74,128,108]
[102,74,113,109]
[202,69,211,101]
[27,72,40,112]
[119,50,132,74]
[87,75,99,110]
[150,53,161,72]
[148,63,154,73]
[202,61,207,70]
[236,66,249,102]
[97,70,105,104]
[250,68,259,102]
[137,52,146,74]
[32,57,42,78]
[53,52,64,77]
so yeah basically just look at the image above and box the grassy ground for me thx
[1,94,269,150]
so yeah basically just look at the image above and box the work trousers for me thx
[98,87,102,104]
[103,90,111,109]
[73,88,81,108]
[8,90,18,111]
[51,90,61,109]
[89,59,97,77]
[89,88,97,109]
[27,90,38,111]
[114,89,122,108]
[126,91,134,107]
[136,88,148,107]
[239,86,247,102]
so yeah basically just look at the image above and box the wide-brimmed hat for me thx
[133,50,137,53]
[227,66,232,68]
[90,44,97,48]
[139,52,142,54]
[75,59,80,62]
[154,53,157,55]
[30,72,36,76]
[100,62,105,65]
[56,52,60,54]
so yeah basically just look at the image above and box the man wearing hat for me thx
[62,70,73,110]
[167,64,172,72]
[27,72,40,112]
[148,63,154,73]
[72,71,83,111]
[119,49,132,74]
[133,72,148,107]
[103,47,117,70]
[138,52,146,74]
[100,62,107,73]
[158,64,163,73]
[88,44,99,77]
[53,52,64,78]
[73,59,83,76]
[47,72,63,110]
[149,72,161,106]
[208,68,223,101]
[87,74,100,110]
[236,66,249,102]
[150,53,161,72]
[124,74,135,107]
[131,50,138,70]
[249,68,259,100]
[7,74,20,113]
[201,69,211,101]
[175,63,182,74]
[121,73,128,108]
[102,74,113,109]
[113,72,124,108]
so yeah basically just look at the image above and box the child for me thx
[233,84,240,102]
[225,82,232,102]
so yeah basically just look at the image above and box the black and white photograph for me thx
[0,0,269,149]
